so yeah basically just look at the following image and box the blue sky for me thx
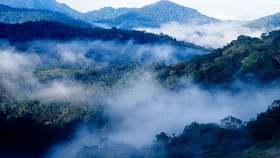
[57,0,280,20]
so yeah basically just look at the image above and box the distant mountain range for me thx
[0,0,82,19]
[85,7,135,22]
[88,1,220,29]
[0,5,91,27]
[247,13,280,30]
[0,0,220,30]
[0,0,279,31]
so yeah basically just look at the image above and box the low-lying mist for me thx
[0,39,279,157]
[137,21,266,48]
[12,39,207,66]
[47,69,280,157]
[0,39,206,101]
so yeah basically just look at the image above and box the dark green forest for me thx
[152,32,280,89]
[0,21,204,50]
[0,21,280,157]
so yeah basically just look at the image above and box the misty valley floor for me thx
[0,21,280,158]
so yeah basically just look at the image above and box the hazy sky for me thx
[57,0,280,20]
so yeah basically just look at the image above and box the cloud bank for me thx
[138,21,265,48]
[48,71,280,158]
[0,40,279,158]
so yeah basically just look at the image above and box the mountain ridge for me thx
[85,7,136,22]
[247,13,280,30]
[91,0,219,29]
[0,0,83,20]
[0,4,91,27]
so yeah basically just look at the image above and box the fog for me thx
[0,39,279,157]
[137,21,266,48]
[0,39,207,101]
[0,49,40,73]
[22,40,207,65]
[105,73,278,145]
[48,72,280,158]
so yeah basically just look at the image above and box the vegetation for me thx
[75,100,280,158]
[0,21,205,51]
[34,62,139,87]
[151,31,280,88]
[1,22,280,157]
[96,1,218,29]
[151,101,280,158]
[151,123,251,158]
[0,83,108,157]
[0,5,91,27]
[247,13,280,30]
[0,0,83,20]
[85,7,135,22]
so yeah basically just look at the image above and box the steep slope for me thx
[0,21,206,50]
[0,0,82,19]
[247,13,280,30]
[0,5,91,27]
[152,29,280,88]
[136,0,217,25]
[98,11,159,29]
[84,7,135,22]
[93,0,219,29]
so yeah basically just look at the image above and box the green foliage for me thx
[247,100,280,142]
[34,62,139,87]
[75,142,141,158]
[233,138,280,158]
[85,7,135,22]
[151,31,280,88]
[149,100,280,158]
[152,122,251,158]
[95,1,218,29]
[0,0,83,20]
[247,13,280,30]
[0,85,108,156]
[0,21,204,51]
[0,5,91,28]
[1,19,280,158]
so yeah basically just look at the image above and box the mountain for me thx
[98,11,160,29]
[85,7,135,22]
[0,0,82,19]
[0,21,206,50]
[89,0,219,29]
[247,13,280,30]
[0,0,219,29]
[1,21,280,158]
[0,5,91,27]
[145,100,280,158]
[0,21,208,64]
[152,30,280,88]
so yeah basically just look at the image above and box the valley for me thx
[0,1,280,158]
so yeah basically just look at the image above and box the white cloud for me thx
[48,71,280,158]
[213,14,238,20]
[0,49,40,73]
[104,72,280,146]
[34,82,86,101]
[138,21,265,48]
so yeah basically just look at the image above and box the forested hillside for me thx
[0,21,280,158]
[95,1,219,29]
[0,5,91,27]
[247,13,280,30]
[0,21,204,50]
[152,30,280,88]
[0,0,82,20]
